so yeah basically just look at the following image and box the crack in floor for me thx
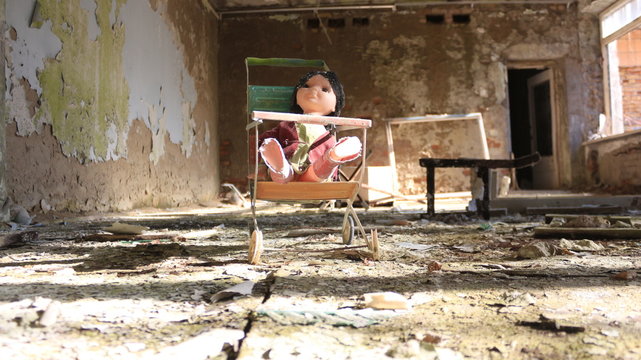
[229,271,277,359]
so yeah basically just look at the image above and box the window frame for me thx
[600,0,641,135]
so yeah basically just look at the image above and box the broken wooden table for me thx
[419,153,540,219]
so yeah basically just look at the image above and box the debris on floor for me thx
[535,214,641,239]
[1,206,640,359]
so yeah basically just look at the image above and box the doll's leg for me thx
[258,138,294,183]
[299,136,362,182]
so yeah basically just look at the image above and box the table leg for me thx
[477,167,490,220]
[427,166,435,216]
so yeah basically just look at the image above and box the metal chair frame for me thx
[244,57,375,264]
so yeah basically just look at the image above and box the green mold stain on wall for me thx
[37,0,129,161]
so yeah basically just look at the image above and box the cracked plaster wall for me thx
[584,132,641,193]
[0,0,7,221]
[219,4,603,194]
[4,0,219,212]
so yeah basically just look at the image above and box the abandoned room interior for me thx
[1,0,641,358]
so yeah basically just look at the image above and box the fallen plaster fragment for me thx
[257,308,397,328]
[40,199,52,213]
[517,241,563,259]
[363,292,411,310]
[102,222,149,235]
[559,239,604,252]
[210,280,255,303]
[38,300,62,327]
[396,242,436,251]
[149,328,245,360]
[10,205,33,225]
[181,228,220,240]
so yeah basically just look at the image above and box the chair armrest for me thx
[252,111,372,129]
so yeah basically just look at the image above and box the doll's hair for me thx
[290,71,345,116]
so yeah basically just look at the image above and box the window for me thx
[601,0,641,134]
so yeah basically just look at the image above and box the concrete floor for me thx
[1,203,640,359]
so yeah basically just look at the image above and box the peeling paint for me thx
[5,1,62,96]
[5,0,219,212]
[79,0,101,41]
[7,0,200,164]
[36,0,129,161]
[10,78,42,136]
[121,0,197,154]
[147,103,168,165]
[181,102,196,157]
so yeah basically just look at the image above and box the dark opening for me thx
[452,14,471,24]
[533,82,553,157]
[307,18,320,29]
[426,15,445,24]
[352,17,369,26]
[507,68,548,189]
[327,18,346,28]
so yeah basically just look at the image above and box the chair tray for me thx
[255,181,359,201]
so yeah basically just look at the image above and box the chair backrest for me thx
[247,85,294,113]
[245,57,330,119]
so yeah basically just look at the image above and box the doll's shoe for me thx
[259,138,294,183]
[301,136,362,182]
[330,136,362,162]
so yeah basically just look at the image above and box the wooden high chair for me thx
[244,57,377,264]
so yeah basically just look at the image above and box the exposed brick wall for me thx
[621,66,641,131]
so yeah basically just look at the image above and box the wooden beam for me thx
[534,227,641,239]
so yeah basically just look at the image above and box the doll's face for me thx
[295,75,337,116]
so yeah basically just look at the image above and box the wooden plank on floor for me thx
[544,214,636,224]
[526,206,623,215]
[534,227,641,239]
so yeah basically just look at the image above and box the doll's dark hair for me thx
[290,71,345,116]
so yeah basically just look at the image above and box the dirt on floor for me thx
[1,203,640,360]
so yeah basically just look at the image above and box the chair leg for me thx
[346,200,367,241]
[248,229,263,265]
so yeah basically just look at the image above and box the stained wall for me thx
[218,4,603,194]
[4,0,219,213]
[584,132,641,193]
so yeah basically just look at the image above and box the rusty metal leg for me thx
[427,166,435,216]
[477,167,490,220]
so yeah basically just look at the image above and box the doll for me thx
[258,71,362,183]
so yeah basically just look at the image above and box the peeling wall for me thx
[584,132,641,193]
[4,0,219,213]
[219,5,603,194]
[0,0,8,221]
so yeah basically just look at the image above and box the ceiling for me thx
[207,0,587,16]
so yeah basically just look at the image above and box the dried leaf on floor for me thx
[612,271,636,280]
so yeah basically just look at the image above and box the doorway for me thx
[508,67,559,190]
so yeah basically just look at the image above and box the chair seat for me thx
[255,181,359,201]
